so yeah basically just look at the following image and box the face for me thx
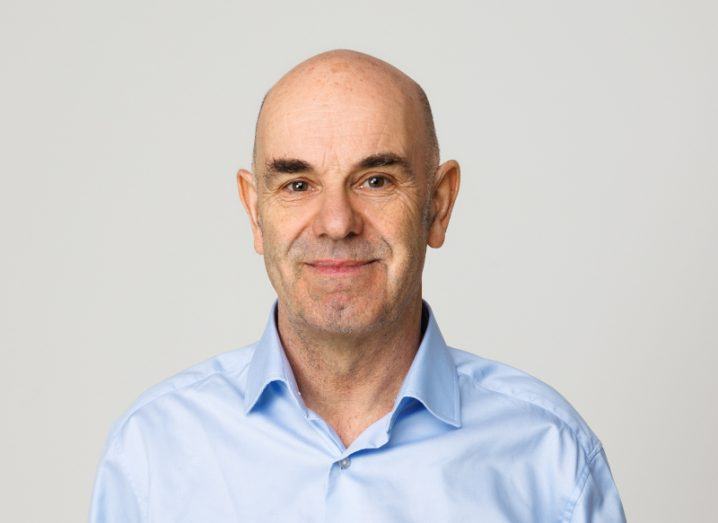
[238,66,459,337]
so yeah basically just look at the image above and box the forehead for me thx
[256,72,423,171]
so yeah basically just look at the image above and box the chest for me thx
[141,407,570,522]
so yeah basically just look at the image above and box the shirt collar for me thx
[242,300,461,428]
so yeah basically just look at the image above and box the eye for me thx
[285,180,310,192]
[361,175,391,189]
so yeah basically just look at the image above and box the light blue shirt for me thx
[90,301,626,522]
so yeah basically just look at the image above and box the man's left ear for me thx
[427,160,461,248]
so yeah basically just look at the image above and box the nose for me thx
[311,185,363,240]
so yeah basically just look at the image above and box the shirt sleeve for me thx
[89,438,144,523]
[567,447,626,523]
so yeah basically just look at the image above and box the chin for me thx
[302,293,385,335]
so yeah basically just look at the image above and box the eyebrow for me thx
[265,158,312,176]
[264,152,412,181]
[355,152,411,172]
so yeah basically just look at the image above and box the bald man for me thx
[90,50,626,522]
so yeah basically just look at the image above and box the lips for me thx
[305,259,376,275]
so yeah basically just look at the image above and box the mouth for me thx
[305,259,377,276]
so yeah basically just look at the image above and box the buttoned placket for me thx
[293,387,402,486]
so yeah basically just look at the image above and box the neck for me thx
[276,297,424,447]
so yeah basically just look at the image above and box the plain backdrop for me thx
[1,1,716,521]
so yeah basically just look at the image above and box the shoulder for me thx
[448,346,601,457]
[103,343,257,445]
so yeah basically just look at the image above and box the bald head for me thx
[252,49,439,177]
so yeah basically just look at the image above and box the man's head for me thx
[237,49,460,337]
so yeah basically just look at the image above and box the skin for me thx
[237,49,460,447]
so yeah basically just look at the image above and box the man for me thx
[90,49,626,522]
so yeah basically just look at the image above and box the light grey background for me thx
[1,1,716,521]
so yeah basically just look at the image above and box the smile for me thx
[305,259,377,276]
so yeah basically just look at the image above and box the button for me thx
[339,457,351,470]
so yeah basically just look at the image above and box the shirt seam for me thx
[454,368,605,522]
[110,435,147,523]
[560,444,603,523]
[110,355,254,440]
[102,356,255,521]
[457,370,596,455]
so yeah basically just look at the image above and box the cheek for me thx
[260,223,299,287]
[368,204,426,270]
[260,204,309,255]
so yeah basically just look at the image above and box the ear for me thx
[236,168,264,255]
[427,160,461,248]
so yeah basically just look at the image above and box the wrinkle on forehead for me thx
[261,85,415,137]
[254,50,430,172]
